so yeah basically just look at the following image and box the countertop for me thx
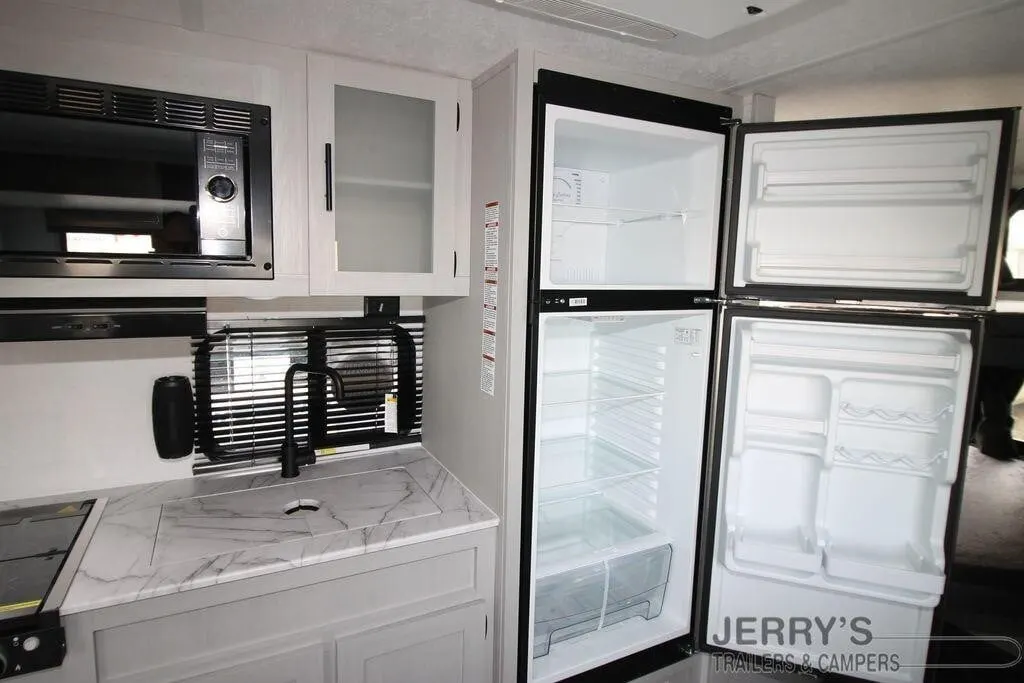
[6,446,497,615]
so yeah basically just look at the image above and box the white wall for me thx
[0,338,194,501]
[772,74,1024,186]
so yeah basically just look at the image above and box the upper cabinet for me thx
[307,54,471,296]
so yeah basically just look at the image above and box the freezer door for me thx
[523,309,714,682]
[726,109,1018,306]
[700,307,978,683]
[533,71,729,292]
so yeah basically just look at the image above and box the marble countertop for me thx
[11,446,496,615]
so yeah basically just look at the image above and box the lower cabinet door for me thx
[174,643,325,683]
[335,602,488,683]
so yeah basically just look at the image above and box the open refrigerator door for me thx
[726,110,1017,306]
[702,308,977,683]
[528,310,714,683]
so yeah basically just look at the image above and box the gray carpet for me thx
[954,445,1024,569]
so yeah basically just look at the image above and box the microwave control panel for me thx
[196,132,247,256]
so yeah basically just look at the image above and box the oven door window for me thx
[0,112,240,260]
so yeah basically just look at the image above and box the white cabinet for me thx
[307,53,470,297]
[173,644,325,683]
[90,530,496,683]
[334,603,487,683]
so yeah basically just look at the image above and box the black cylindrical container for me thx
[152,376,194,459]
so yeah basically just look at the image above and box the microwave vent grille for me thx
[56,85,104,115]
[0,73,48,112]
[111,91,158,122]
[212,105,252,132]
[164,98,207,127]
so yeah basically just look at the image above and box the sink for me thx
[153,467,442,565]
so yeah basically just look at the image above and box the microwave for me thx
[0,69,273,280]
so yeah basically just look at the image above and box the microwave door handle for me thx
[324,143,333,212]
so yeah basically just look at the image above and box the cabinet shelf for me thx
[336,175,433,191]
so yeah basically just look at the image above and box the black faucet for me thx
[280,362,345,478]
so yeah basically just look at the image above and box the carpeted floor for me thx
[954,446,1024,569]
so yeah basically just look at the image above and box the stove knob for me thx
[206,175,237,202]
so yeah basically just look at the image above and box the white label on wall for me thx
[480,357,496,396]
[384,393,398,433]
[482,201,500,396]
[568,297,588,307]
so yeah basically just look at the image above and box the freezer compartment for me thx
[541,105,725,289]
[533,544,672,658]
[731,117,1007,297]
[717,315,972,605]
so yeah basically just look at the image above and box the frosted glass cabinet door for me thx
[538,105,726,291]
[728,110,1017,306]
[307,54,470,296]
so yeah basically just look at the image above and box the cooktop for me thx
[0,499,101,679]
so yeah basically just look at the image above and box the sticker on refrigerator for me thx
[568,297,588,307]
[553,167,610,207]
[674,327,702,345]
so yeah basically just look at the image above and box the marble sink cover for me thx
[153,467,441,565]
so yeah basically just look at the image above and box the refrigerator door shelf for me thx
[823,542,946,596]
[729,525,822,574]
[539,104,726,291]
[728,110,1017,306]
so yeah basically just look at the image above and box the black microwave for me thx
[0,69,273,280]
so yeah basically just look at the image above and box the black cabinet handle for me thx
[324,143,333,212]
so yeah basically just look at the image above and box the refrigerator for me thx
[519,70,1019,683]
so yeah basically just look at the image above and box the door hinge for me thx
[457,102,461,131]
[693,296,726,305]
[720,117,742,127]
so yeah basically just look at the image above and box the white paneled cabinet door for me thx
[307,53,470,297]
[335,603,488,683]
[172,643,324,683]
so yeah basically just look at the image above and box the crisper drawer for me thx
[533,544,671,658]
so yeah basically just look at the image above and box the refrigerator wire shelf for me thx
[838,402,954,425]
[833,445,948,472]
